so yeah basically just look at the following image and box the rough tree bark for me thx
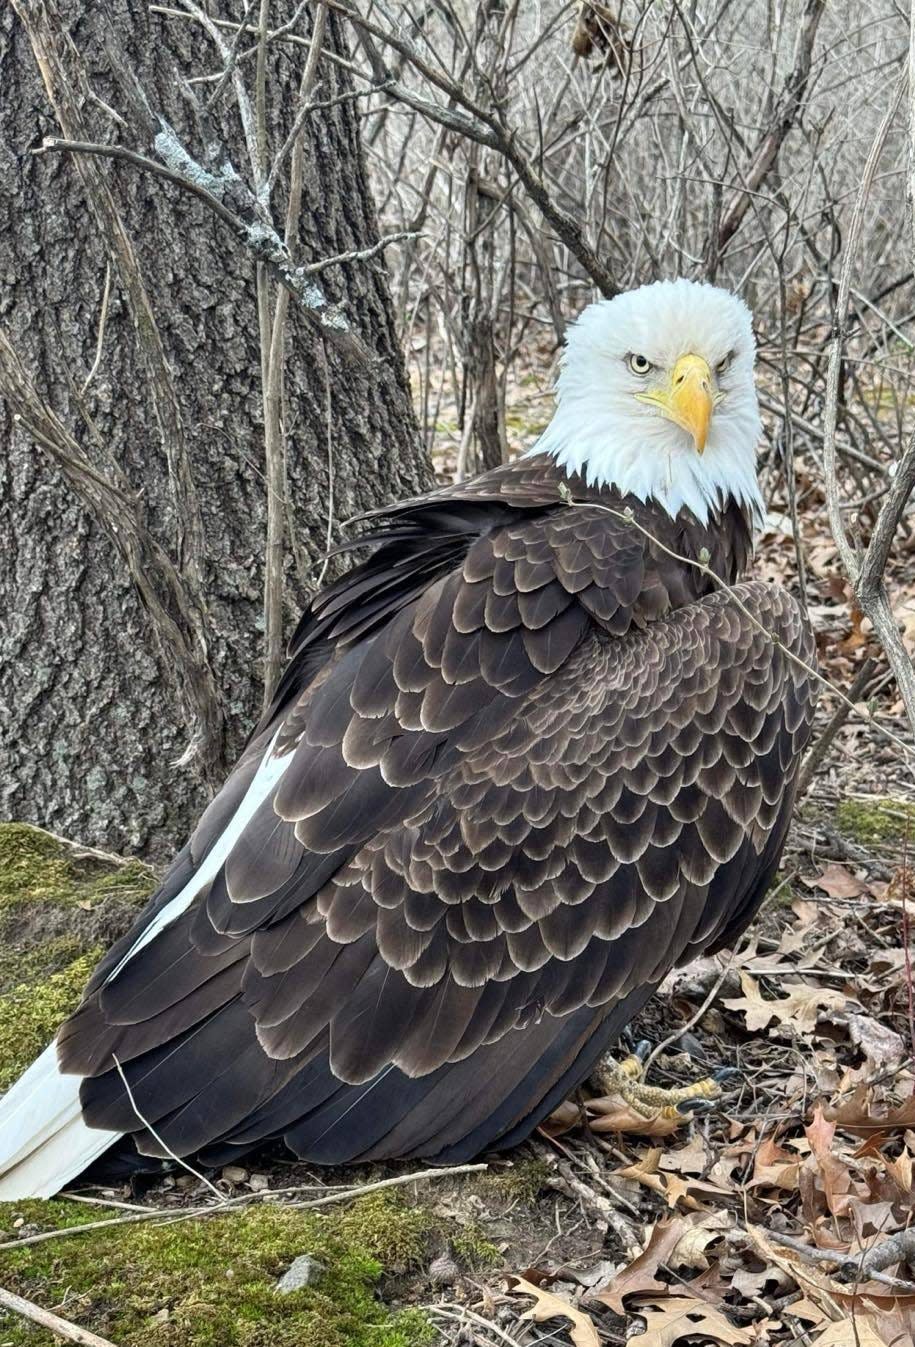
[0,1,430,859]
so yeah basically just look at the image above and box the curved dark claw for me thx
[677,1031,708,1061]
[712,1067,741,1084]
[676,1098,716,1117]
[633,1039,652,1063]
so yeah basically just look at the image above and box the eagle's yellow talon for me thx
[595,1054,725,1118]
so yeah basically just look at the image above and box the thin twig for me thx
[80,262,112,395]
[821,77,915,745]
[0,1288,118,1347]
[18,824,154,875]
[315,339,335,590]
[285,1163,488,1210]
[265,0,330,196]
[796,657,877,798]
[112,1054,227,1204]
[205,0,253,110]
[564,494,913,761]
[300,230,421,276]
[0,1164,488,1253]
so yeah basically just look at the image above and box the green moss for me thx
[0,933,88,993]
[0,824,153,912]
[0,1194,437,1347]
[835,797,915,844]
[451,1225,502,1269]
[0,824,154,1086]
[767,873,797,909]
[479,1157,551,1205]
[335,1192,435,1271]
[0,825,74,907]
[0,949,101,1089]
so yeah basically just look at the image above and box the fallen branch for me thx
[19,825,155,877]
[767,1230,915,1295]
[0,1287,118,1347]
[284,1163,487,1211]
[0,1164,488,1253]
[859,1226,915,1275]
[549,1159,642,1256]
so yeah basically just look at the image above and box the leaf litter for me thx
[474,827,915,1347]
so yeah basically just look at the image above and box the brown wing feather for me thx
[61,457,812,1168]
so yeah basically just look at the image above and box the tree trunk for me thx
[0,1,430,860]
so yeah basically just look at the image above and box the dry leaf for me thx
[789,1296,830,1325]
[809,1321,891,1347]
[749,1136,800,1191]
[669,1210,733,1271]
[587,1091,689,1137]
[731,1265,791,1298]
[826,1088,915,1136]
[801,1105,854,1219]
[846,1015,905,1069]
[506,1275,600,1347]
[627,1296,753,1345]
[804,864,867,899]
[590,1219,689,1314]
[659,1134,709,1176]
[723,973,846,1033]
[541,1099,582,1137]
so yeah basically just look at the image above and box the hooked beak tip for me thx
[636,353,715,453]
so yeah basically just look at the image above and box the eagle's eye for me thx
[716,351,734,376]
[627,352,653,375]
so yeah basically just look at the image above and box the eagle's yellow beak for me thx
[636,353,716,453]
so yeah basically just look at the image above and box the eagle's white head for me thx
[534,278,765,526]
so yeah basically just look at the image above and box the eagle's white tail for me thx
[0,1041,118,1199]
[0,730,295,1199]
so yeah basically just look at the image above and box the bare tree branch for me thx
[822,75,915,745]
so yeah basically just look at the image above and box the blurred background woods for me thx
[1,0,914,857]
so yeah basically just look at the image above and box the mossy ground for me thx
[0,824,153,914]
[0,1193,438,1346]
[0,949,101,1091]
[0,825,560,1345]
[834,796,915,844]
[0,1175,548,1344]
[0,824,153,1087]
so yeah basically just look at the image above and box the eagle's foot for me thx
[595,1041,732,1119]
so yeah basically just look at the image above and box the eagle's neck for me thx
[531,403,765,531]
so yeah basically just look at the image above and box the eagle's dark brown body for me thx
[55,455,815,1172]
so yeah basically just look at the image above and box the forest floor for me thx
[0,770,912,1347]
[1,375,915,1344]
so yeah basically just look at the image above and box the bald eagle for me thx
[0,279,815,1198]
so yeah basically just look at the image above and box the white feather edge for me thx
[0,731,295,1199]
